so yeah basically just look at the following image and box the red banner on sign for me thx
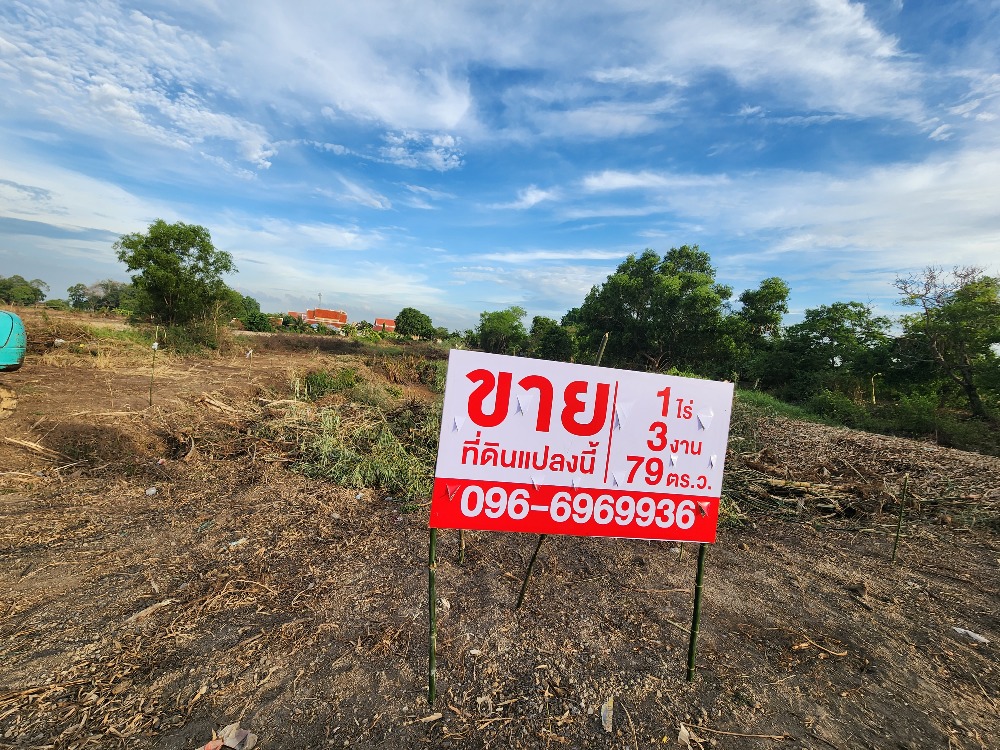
[431,478,719,542]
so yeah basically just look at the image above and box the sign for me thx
[430,350,734,543]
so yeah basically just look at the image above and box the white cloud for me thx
[477,249,626,263]
[217,217,384,255]
[404,184,455,200]
[451,262,613,316]
[491,185,558,210]
[639,153,1000,279]
[928,124,953,141]
[0,1,276,169]
[0,139,173,231]
[400,183,456,209]
[379,131,464,171]
[582,170,729,192]
[0,0,947,168]
[589,66,685,87]
[0,178,57,214]
[330,177,392,210]
[561,204,668,221]
[529,95,683,139]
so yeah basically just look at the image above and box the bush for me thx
[418,359,448,393]
[889,392,939,434]
[162,322,230,353]
[301,367,405,408]
[297,399,442,502]
[304,368,358,399]
[805,390,868,428]
[736,389,817,422]
[241,311,274,332]
[933,415,1000,455]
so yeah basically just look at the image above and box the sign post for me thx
[427,350,734,699]
[427,527,438,704]
[686,542,708,681]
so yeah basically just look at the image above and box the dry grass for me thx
[2,312,998,749]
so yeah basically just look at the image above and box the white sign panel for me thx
[430,350,734,543]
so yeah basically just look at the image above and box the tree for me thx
[726,277,790,384]
[282,314,307,332]
[211,289,272,332]
[236,294,273,332]
[114,220,236,326]
[67,279,136,311]
[526,316,575,362]
[762,301,892,402]
[473,306,529,355]
[67,283,90,310]
[896,266,1000,419]
[575,247,732,372]
[395,307,435,339]
[735,277,790,339]
[90,279,135,310]
[0,275,48,305]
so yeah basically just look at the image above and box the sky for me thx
[1,0,998,331]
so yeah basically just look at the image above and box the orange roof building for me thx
[287,308,349,329]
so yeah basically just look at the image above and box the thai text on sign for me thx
[430,350,734,543]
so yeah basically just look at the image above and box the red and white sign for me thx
[430,350,734,543]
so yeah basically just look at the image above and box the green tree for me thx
[762,301,892,402]
[0,275,48,305]
[575,247,732,372]
[726,276,790,384]
[896,266,1000,419]
[67,283,90,310]
[68,279,136,311]
[282,314,307,332]
[473,306,529,355]
[395,307,435,339]
[114,220,236,325]
[214,289,272,332]
[526,316,575,362]
[91,279,134,310]
[735,277,790,339]
[238,295,274,332]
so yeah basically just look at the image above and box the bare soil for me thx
[1,310,997,749]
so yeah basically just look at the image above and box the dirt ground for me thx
[1,311,997,750]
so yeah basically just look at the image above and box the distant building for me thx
[287,308,349,329]
[374,317,396,332]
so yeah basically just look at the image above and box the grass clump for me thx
[369,354,449,393]
[735,389,822,423]
[301,366,405,407]
[159,322,234,353]
[304,367,359,398]
[418,359,448,393]
[296,399,442,503]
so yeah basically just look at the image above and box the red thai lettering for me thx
[466,369,512,427]
[560,380,611,436]
[517,374,554,432]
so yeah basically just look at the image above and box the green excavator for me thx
[1,310,27,417]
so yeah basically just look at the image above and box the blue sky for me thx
[1,0,998,330]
